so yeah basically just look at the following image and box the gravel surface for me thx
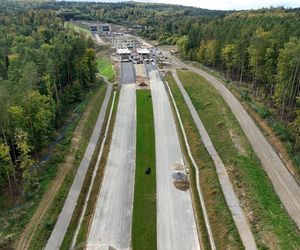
[172,71,257,250]
[121,62,136,84]
[45,84,113,250]
[149,68,200,250]
[170,57,300,230]
[87,84,136,250]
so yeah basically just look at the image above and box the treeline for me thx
[37,1,231,41]
[0,4,98,199]
[177,10,300,143]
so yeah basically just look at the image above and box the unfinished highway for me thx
[168,54,300,230]
[87,83,136,249]
[148,65,200,250]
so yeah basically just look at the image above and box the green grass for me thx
[97,58,115,82]
[177,70,300,249]
[166,73,243,249]
[28,82,107,249]
[65,22,92,37]
[132,90,156,250]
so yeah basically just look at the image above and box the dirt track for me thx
[15,86,108,250]
[170,55,300,229]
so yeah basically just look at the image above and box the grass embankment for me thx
[166,73,242,249]
[65,22,92,37]
[190,61,300,182]
[28,82,108,249]
[176,70,300,249]
[131,90,156,250]
[60,89,119,250]
[97,58,116,82]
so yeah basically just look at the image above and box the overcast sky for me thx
[71,0,300,10]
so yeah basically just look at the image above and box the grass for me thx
[97,58,116,82]
[65,22,92,37]
[166,73,243,249]
[60,89,118,250]
[131,90,156,250]
[28,82,108,249]
[177,70,300,249]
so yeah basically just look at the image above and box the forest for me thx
[42,2,300,157]
[0,1,98,203]
[175,10,300,168]
[1,0,300,247]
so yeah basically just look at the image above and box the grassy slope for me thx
[65,22,92,37]
[97,58,115,82]
[132,90,156,250]
[166,73,242,249]
[177,70,300,249]
[28,82,107,249]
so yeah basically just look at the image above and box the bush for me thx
[257,105,271,119]
[271,121,292,142]
[240,90,251,102]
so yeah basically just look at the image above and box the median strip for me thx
[131,90,156,250]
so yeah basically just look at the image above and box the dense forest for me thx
[0,1,98,202]
[42,2,300,151]
[175,10,300,166]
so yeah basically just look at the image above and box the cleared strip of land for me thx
[16,82,108,250]
[45,83,112,250]
[87,84,136,249]
[171,55,300,230]
[172,70,256,249]
[131,90,156,250]
[175,69,300,248]
[166,72,243,249]
[149,68,200,250]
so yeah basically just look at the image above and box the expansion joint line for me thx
[71,89,117,249]
[165,80,216,250]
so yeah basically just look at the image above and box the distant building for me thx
[137,48,151,58]
[90,26,98,35]
[99,24,112,34]
[117,48,131,60]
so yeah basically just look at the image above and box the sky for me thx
[70,0,300,10]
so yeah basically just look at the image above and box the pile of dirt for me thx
[173,181,190,191]
[172,172,189,191]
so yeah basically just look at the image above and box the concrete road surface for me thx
[121,62,135,84]
[169,56,300,229]
[87,84,136,250]
[149,68,200,250]
[45,84,112,250]
[172,71,257,250]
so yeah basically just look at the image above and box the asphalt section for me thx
[87,84,136,249]
[121,62,136,84]
[149,68,200,250]
[172,71,257,250]
[45,83,112,250]
[171,57,300,230]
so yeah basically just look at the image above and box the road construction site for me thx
[44,22,300,250]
